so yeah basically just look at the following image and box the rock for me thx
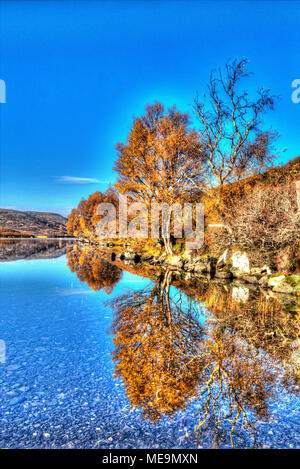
[261,265,272,275]
[250,267,261,275]
[121,251,136,260]
[193,256,217,275]
[273,283,300,294]
[166,256,184,269]
[215,271,232,279]
[185,255,216,273]
[269,274,300,294]
[193,263,209,274]
[258,275,269,288]
[124,260,135,266]
[268,275,286,288]
[236,274,259,284]
[217,248,230,267]
[232,286,249,303]
[198,255,216,265]
[232,251,250,273]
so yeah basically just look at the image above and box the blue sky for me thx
[0,0,299,216]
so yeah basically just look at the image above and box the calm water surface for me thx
[0,240,299,448]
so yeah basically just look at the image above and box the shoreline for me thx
[75,238,300,297]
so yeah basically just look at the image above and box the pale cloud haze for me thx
[55,176,109,185]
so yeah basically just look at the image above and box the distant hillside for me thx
[0,209,68,237]
[0,239,72,261]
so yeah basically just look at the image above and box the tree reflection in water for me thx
[66,246,123,294]
[109,270,203,423]
[108,269,299,448]
[64,249,299,448]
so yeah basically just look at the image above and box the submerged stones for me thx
[107,246,300,295]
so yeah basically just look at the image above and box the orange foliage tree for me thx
[109,270,204,421]
[66,246,122,294]
[66,187,119,238]
[114,102,207,252]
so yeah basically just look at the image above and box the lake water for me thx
[0,239,299,449]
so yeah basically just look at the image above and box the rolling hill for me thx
[0,209,68,237]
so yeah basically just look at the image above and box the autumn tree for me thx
[90,186,120,233]
[109,271,279,443]
[66,208,80,235]
[114,102,206,252]
[114,103,204,203]
[109,270,204,421]
[66,246,122,294]
[67,187,119,238]
[191,58,278,234]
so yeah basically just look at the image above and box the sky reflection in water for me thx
[0,240,299,449]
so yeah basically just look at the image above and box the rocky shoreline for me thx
[79,238,300,297]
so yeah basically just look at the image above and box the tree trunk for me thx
[162,235,173,255]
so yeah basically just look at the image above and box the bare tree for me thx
[229,184,300,250]
[191,59,279,233]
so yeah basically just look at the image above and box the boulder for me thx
[232,251,250,273]
[269,274,300,294]
[261,265,272,275]
[232,286,249,303]
[215,270,233,279]
[268,275,286,288]
[166,256,184,269]
[250,267,262,276]
[236,273,259,284]
[184,255,216,273]
[258,275,269,288]
[216,248,231,267]
[193,263,210,274]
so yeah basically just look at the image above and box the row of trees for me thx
[114,59,277,236]
[67,187,119,238]
[67,59,298,253]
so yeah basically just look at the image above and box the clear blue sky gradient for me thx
[0,0,299,216]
